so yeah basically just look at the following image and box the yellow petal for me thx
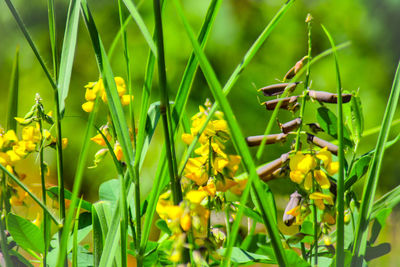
[290,170,304,184]
[182,133,194,145]
[326,161,339,176]
[85,88,97,101]
[314,170,330,189]
[6,150,20,162]
[121,95,133,106]
[62,138,68,149]
[185,190,208,204]
[82,101,94,113]
[114,142,123,161]
[180,213,191,231]
[303,172,312,191]
[316,147,332,168]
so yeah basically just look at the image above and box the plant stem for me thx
[38,111,49,267]
[153,0,182,205]
[312,178,318,266]
[0,173,12,267]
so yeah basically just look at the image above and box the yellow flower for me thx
[13,141,28,157]
[326,161,339,176]
[199,179,216,197]
[314,170,330,189]
[216,179,237,192]
[185,190,208,204]
[316,147,332,168]
[309,192,334,210]
[22,126,41,143]
[121,95,133,106]
[114,142,123,161]
[230,179,247,195]
[4,130,18,146]
[180,213,191,231]
[184,156,208,186]
[290,152,316,174]
[90,132,111,147]
[85,88,97,101]
[32,213,41,227]
[181,133,194,145]
[82,101,94,113]
[62,138,68,149]
[303,172,313,191]
[7,150,21,163]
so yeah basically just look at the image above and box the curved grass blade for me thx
[321,25,346,267]
[122,0,157,56]
[47,0,59,80]
[72,198,83,267]
[4,0,57,90]
[172,1,287,265]
[57,0,81,117]
[55,97,99,266]
[351,61,400,266]
[6,47,19,131]
[108,16,132,61]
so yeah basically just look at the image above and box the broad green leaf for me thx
[241,234,268,252]
[369,208,391,244]
[92,201,112,266]
[47,186,93,211]
[316,107,352,147]
[352,61,400,265]
[7,213,44,254]
[58,0,81,116]
[7,47,19,131]
[345,155,371,190]
[99,179,120,208]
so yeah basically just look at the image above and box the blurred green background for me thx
[1,0,400,264]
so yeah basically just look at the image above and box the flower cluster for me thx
[287,147,338,225]
[81,77,133,112]
[156,100,242,263]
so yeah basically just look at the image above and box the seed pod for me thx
[280,118,302,134]
[264,96,299,110]
[283,56,308,80]
[307,133,338,155]
[283,191,302,226]
[259,168,285,183]
[259,82,299,96]
[257,153,289,180]
[245,133,288,146]
[309,90,352,104]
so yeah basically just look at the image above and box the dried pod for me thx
[259,168,285,183]
[259,82,299,96]
[283,191,302,226]
[257,153,289,180]
[245,133,288,146]
[264,96,299,110]
[283,56,308,80]
[307,133,338,155]
[280,118,302,134]
[309,90,352,104]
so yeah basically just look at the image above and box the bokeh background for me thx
[1,0,400,265]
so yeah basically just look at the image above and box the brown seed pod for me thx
[283,191,302,226]
[264,96,299,110]
[283,56,308,80]
[259,82,299,96]
[307,123,324,134]
[280,118,302,134]
[309,90,352,104]
[307,133,338,155]
[245,133,288,146]
[257,153,289,180]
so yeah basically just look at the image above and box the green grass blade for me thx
[321,25,345,267]
[172,1,287,266]
[47,0,59,80]
[4,0,57,90]
[6,47,19,131]
[122,0,157,56]
[57,0,81,117]
[80,1,139,265]
[92,202,107,266]
[55,97,99,266]
[72,198,83,267]
[371,185,400,219]
[352,61,400,265]
[108,16,132,61]
[0,164,59,225]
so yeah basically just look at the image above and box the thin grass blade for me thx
[351,61,400,265]
[321,25,346,266]
[6,47,19,131]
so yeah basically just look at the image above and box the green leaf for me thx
[351,93,364,143]
[369,208,391,244]
[155,219,171,235]
[316,107,352,147]
[371,185,400,218]
[231,203,262,223]
[352,61,400,265]
[68,246,94,267]
[92,201,112,266]
[241,234,268,252]
[99,179,120,208]
[217,247,272,264]
[6,213,44,254]
[6,47,19,131]
[57,0,81,116]
[364,243,391,262]
[47,186,93,211]
[345,155,371,190]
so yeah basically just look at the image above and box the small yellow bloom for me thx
[180,213,191,231]
[22,126,41,143]
[6,150,21,163]
[323,235,332,246]
[314,170,330,189]
[4,130,18,146]
[166,205,184,220]
[199,179,216,197]
[90,133,111,146]
[326,161,339,176]
[181,133,194,145]
[316,147,332,168]
[32,213,41,227]
[290,170,304,184]
[62,138,68,149]
[185,190,208,204]
[121,95,133,106]
[303,172,313,191]
[85,88,97,101]
[216,179,237,192]
[82,101,94,113]
[230,179,247,195]
[114,142,123,161]
[290,152,316,174]
[43,130,52,140]
[309,192,334,210]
